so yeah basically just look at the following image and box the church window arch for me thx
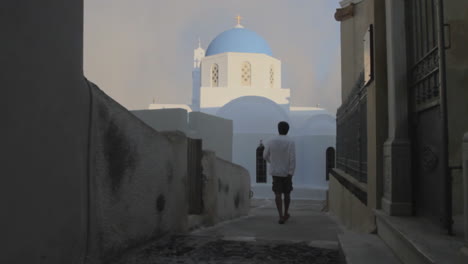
[270,65,274,88]
[211,64,219,87]
[241,62,251,86]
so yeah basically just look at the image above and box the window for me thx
[270,66,274,88]
[211,64,219,87]
[241,62,251,86]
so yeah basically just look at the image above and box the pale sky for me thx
[84,0,341,113]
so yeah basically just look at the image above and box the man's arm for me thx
[263,143,271,163]
[288,141,296,177]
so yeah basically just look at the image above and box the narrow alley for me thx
[5,1,468,264]
[113,200,345,264]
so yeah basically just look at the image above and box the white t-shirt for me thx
[263,135,296,177]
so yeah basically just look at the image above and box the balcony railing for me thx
[336,72,368,183]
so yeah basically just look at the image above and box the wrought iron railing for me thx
[336,72,368,183]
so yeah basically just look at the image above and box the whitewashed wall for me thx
[189,112,233,161]
[132,109,234,162]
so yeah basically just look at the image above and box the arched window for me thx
[211,64,219,87]
[269,66,274,88]
[241,62,251,86]
[326,147,336,181]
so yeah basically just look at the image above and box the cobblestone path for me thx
[115,235,344,264]
[115,200,345,264]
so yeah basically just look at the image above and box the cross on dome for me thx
[235,15,244,28]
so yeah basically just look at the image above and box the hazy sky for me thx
[84,0,341,112]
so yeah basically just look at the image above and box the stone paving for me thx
[114,199,346,264]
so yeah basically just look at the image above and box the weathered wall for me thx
[88,86,189,262]
[201,151,250,223]
[189,112,233,161]
[444,0,468,215]
[215,153,250,221]
[215,155,251,221]
[2,1,89,263]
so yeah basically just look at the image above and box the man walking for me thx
[263,121,296,224]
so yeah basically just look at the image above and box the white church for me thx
[149,18,336,199]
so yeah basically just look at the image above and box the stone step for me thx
[375,210,468,264]
[338,231,402,264]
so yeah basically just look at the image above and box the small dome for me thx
[206,28,273,57]
[216,96,289,133]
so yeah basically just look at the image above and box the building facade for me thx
[331,0,468,262]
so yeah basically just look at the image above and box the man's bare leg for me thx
[284,193,291,220]
[275,193,284,223]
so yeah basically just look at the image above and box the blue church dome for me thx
[206,27,273,57]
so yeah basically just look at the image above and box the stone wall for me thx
[88,85,190,262]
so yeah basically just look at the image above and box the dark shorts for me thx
[272,176,293,194]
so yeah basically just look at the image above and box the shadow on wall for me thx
[87,82,250,263]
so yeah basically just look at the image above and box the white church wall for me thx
[201,86,290,108]
[225,53,281,89]
[201,53,229,87]
[293,135,336,188]
[189,112,233,162]
[200,52,288,108]
[233,132,335,200]
[233,133,277,185]
[203,53,280,89]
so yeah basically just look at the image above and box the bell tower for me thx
[192,38,205,111]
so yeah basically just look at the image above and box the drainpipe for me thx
[462,132,468,256]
